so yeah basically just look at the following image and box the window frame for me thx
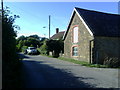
[71,45,78,57]
[73,26,79,43]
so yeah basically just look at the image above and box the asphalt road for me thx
[20,53,119,88]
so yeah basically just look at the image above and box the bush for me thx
[46,39,64,57]
[16,35,43,52]
[38,44,48,55]
[2,7,22,88]
[22,46,28,52]
[103,57,120,68]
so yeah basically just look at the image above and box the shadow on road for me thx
[17,53,30,59]
[21,58,97,88]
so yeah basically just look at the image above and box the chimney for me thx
[56,28,59,34]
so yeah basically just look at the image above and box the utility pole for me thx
[49,15,50,39]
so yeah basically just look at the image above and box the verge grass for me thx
[58,57,109,68]
[40,54,109,68]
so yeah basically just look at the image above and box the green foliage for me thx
[16,40,25,52]
[29,34,40,40]
[2,7,19,62]
[16,35,45,52]
[22,46,28,52]
[39,42,48,55]
[26,37,40,47]
[16,35,26,44]
[46,39,64,57]
[2,7,22,88]
[58,57,109,68]
[103,57,120,68]
[40,37,47,42]
[37,39,48,55]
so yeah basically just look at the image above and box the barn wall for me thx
[64,12,94,62]
[94,37,120,66]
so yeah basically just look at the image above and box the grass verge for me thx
[58,57,109,68]
[40,54,109,68]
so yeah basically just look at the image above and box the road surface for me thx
[20,53,119,88]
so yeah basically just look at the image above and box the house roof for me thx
[50,31,65,40]
[63,7,120,40]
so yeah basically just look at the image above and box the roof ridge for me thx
[75,7,120,16]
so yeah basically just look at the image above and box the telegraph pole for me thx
[49,15,50,39]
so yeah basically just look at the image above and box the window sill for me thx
[72,56,79,57]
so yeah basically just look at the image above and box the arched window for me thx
[72,46,78,56]
[73,26,78,43]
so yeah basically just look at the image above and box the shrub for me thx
[103,57,120,68]
[2,7,22,88]
[46,39,64,57]
[22,46,28,52]
[38,44,48,55]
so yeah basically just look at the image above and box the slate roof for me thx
[50,31,65,40]
[63,7,120,40]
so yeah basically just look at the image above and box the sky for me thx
[4,2,119,38]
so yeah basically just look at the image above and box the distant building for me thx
[50,28,65,40]
[49,28,65,57]
[63,7,120,66]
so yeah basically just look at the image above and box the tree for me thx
[2,7,20,62]
[16,35,43,52]
[29,34,40,40]
[39,41,48,54]
[2,7,21,88]
[26,37,40,47]
[46,39,64,57]
[16,35,26,44]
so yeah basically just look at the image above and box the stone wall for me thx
[64,11,120,67]
[64,12,93,62]
[94,37,120,66]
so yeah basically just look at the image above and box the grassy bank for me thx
[40,54,109,68]
[58,57,109,68]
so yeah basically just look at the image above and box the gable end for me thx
[63,8,93,41]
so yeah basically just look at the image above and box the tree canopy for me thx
[29,34,40,40]
[2,7,21,88]
[2,7,20,62]
[46,39,64,57]
[16,35,47,52]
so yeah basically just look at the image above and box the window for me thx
[73,26,78,43]
[72,46,78,56]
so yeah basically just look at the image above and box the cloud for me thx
[16,32,49,38]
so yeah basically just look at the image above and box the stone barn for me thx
[63,7,120,66]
